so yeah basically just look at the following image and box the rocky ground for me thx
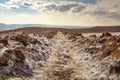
[0,31,120,80]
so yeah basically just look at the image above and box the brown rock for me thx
[44,31,57,38]
[0,39,9,46]
[98,38,107,44]
[105,36,117,44]
[15,34,28,41]
[112,49,120,60]
[89,34,97,38]
[86,47,100,54]
[117,36,120,42]
[14,50,25,62]
[61,31,68,35]
[29,39,40,45]
[109,61,120,76]
[31,48,39,53]
[0,56,8,66]
[99,41,118,59]
[100,32,112,38]
[19,40,28,46]
[68,35,77,40]
[12,34,29,46]
[72,32,83,37]
[4,49,25,63]
[94,37,107,44]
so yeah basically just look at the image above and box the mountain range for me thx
[0,23,120,33]
[0,23,90,31]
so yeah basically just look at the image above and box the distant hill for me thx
[0,26,120,34]
[0,23,89,31]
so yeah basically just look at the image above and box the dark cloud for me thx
[57,3,79,12]
[45,4,57,10]
[71,5,86,13]
[61,0,96,4]
[10,6,18,9]
[23,3,32,7]
[88,10,108,16]
[85,10,120,20]
[107,12,120,20]
[44,2,86,13]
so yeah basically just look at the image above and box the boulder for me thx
[100,32,112,38]
[4,49,25,63]
[10,34,29,46]
[44,31,57,38]
[68,35,77,40]
[99,41,118,59]
[14,50,25,62]
[29,39,40,45]
[105,36,117,44]
[117,36,120,42]
[72,32,83,37]
[96,38,107,44]
[109,61,120,76]
[0,39,9,46]
[112,49,120,60]
[89,34,97,38]
[0,49,33,77]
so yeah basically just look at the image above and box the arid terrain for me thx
[0,27,120,80]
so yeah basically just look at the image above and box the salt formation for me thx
[0,31,120,80]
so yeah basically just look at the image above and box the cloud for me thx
[55,2,79,12]
[0,0,87,12]
[0,1,20,9]
[0,0,120,14]
[72,0,120,16]
[43,1,87,13]
[71,4,86,13]
[0,0,120,26]
[44,3,57,11]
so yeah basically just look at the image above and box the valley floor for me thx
[0,31,120,80]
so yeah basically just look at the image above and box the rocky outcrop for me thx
[98,35,120,60]
[4,49,25,62]
[112,49,120,60]
[43,31,57,38]
[99,41,118,59]
[0,49,32,77]
[100,32,112,38]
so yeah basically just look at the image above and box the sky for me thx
[0,0,120,26]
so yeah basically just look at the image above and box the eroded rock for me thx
[99,41,118,59]
[100,32,112,38]
[0,49,32,77]
[0,39,9,46]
